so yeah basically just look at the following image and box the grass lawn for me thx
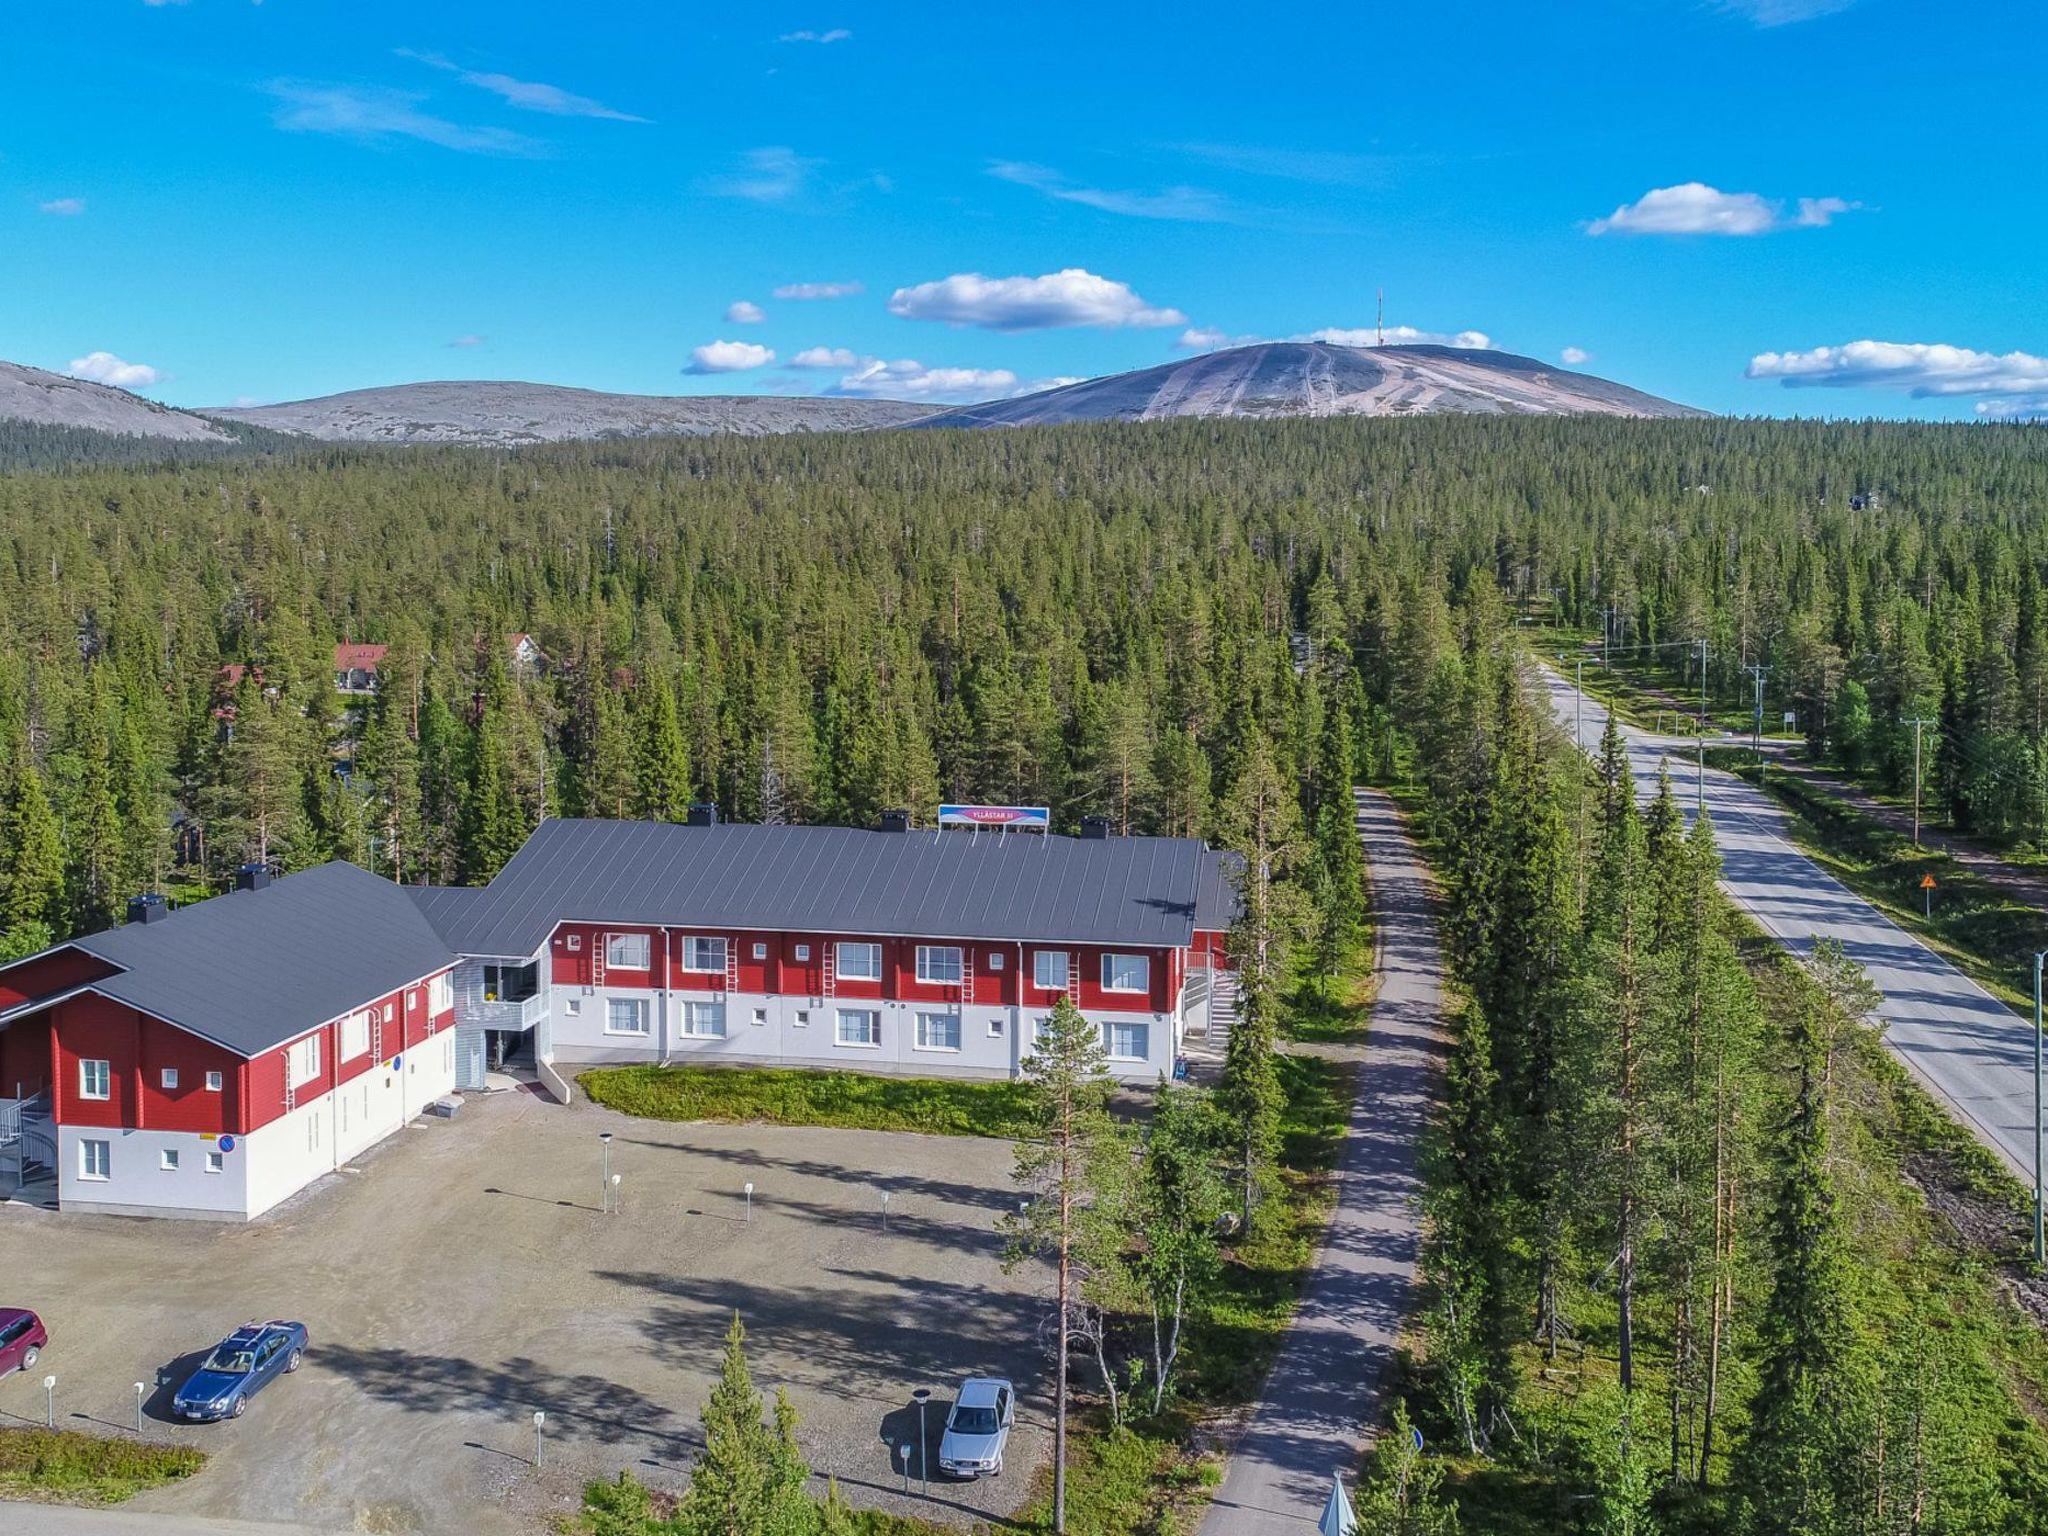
[0,1428,205,1505]
[578,1062,1039,1139]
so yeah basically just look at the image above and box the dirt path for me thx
[1199,788,1446,1533]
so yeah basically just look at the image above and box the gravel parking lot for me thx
[0,1087,1047,1533]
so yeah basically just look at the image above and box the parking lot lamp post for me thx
[599,1132,613,1212]
[912,1387,932,1494]
[134,1382,145,1432]
[43,1375,54,1429]
[533,1409,546,1467]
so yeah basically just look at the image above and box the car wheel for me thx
[20,1348,36,1370]
[285,1349,302,1373]
[231,1397,246,1419]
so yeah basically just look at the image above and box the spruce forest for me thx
[4,415,2048,1533]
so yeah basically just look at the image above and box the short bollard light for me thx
[897,1439,911,1493]
[533,1409,546,1466]
[880,1189,891,1232]
[43,1374,55,1429]
[135,1381,146,1432]
[744,1181,755,1222]
[610,1172,622,1214]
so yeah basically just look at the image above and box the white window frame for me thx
[1104,1021,1149,1061]
[161,1148,180,1171]
[916,945,963,986]
[428,971,453,1016]
[79,1139,110,1181]
[794,943,811,962]
[205,1149,225,1174]
[835,1008,881,1048]
[605,997,651,1037]
[340,1011,371,1063]
[836,941,882,982]
[1033,950,1070,992]
[681,1000,727,1039]
[988,952,1005,972]
[287,1034,321,1089]
[793,1009,810,1028]
[160,1067,179,1090]
[682,935,728,973]
[1101,953,1151,994]
[606,932,652,970]
[205,1070,223,1092]
[752,941,768,960]
[79,1058,110,1100]
[914,1012,961,1052]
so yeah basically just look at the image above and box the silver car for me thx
[937,1376,1015,1478]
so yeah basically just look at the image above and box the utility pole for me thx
[1906,716,1937,846]
[1748,664,1770,764]
[1696,638,1709,819]
[2034,951,2044,1269]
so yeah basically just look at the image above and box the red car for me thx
[0,1308,46,1378]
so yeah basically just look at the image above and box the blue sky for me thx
[3,0,2037,419]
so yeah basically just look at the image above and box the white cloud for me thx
[38,197,86,216]
[772,280,863,300]
[779,27,851,42]
[888,268,1186,332]
[448,334,486,348]
[67,351,164,389]
[267,81,542,156]
[703,146,819,204]
[1301,325,1495,351]
[833,358,1020,401]
[1587,182,1859,236]
[685,340,776,374]
[395,49,647,121]
[1976,397,2048,422]
[1746,340,2048,398]
[1177,326,1260,352]
[725,300,767,324]
[989,161,1232,223]
[1561,346,1592,365]
[791,346,863,368]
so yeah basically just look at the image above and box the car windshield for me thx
[202,1348,255,1374]
[951,1406,1000,1435]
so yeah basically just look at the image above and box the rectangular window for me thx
[751,1006,768,1027]
[1102,953,1151,993]
[340,1011,371,1062]
[988,1016,1005,1037]
[793,1009,810,1028]
[915,1012,961,1051]
[683,936,727,972]
[1033,951,1070,991]
[836,941,882,981]
[1104,1021,1149,1061]
[206,1150,224,1174]
[482,962,538,1003]
[605,998,651,1036]
[161,1148,180,1171]
[79,1058,110,1100]
[205,1070,223,1092]
[382,1003,394,1023]
[160,1067,180,1091]
[287,1035,321,1089]
[836,1008,881,1047]
[752,941,768,960]
[428,971,453,1015]
[794,943,811,962]
[80,1139,110,1180]
[988,952,1005,971]
[606,932,652,970]
[681,1001,727,1038]
[916,946,963,985]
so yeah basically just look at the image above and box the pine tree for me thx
[1353,1400,1460,1535]
[673,1311,815,1536]
[1,736,66,938]
[636,674,693,822]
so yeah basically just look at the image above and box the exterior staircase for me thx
[1178,965,1239,1083]
[0,1090,55,1201]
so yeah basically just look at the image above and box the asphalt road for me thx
[0,1505,342,1536]
[1539,667,2043,1182]
[1200,788,1446,1533]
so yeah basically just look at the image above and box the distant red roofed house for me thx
[334,643,388,695]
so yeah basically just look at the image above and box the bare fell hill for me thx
[915,342,1707,427]
[204,380,936,445]
[0,360,235,442]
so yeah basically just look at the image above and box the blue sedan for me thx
[172,1321,308,1421]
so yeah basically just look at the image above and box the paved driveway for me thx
[0,1089,1046,1533]
[1540,667,2043,1181]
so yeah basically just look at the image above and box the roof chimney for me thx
[686,803,720,828]
[879,809,910,833]
[234,863,273,892]
[1080,815,1113,840]
[127,892,169,926]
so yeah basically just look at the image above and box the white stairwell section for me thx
[0,1090,55,1198]
[1179,964,1237,1081]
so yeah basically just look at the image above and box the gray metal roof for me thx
[407,819,1229,959]
[68,862,457,1057]
[1194,849,1245,933]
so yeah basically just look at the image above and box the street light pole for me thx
[1906,717,1936,846]
[599,1131,613,1214]
[1697,638,1708,820]
[2034,951,2045,1269]
[912,1387,932,1494]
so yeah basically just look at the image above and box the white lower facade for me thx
[58,1033,457,1221]
[542,984,1180,1082]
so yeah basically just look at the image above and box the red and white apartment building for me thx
[0,808,1237,1220]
